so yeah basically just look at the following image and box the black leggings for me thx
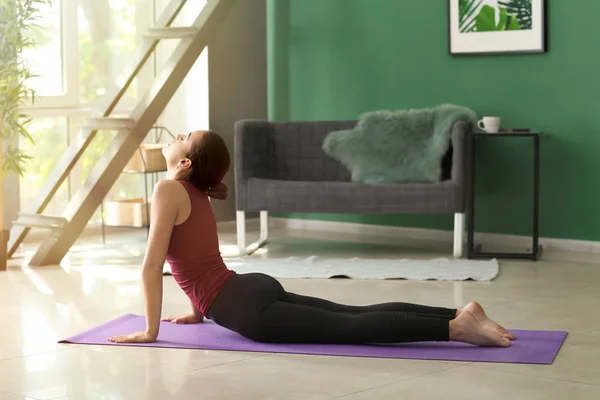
[206,273,456,344]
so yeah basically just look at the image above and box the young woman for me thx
[108,130,514,347]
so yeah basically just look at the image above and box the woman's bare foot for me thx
[450,311,511,347]
[461,301,515,340]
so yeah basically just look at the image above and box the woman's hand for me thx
[162,314,204,324]
[108,331,157,343]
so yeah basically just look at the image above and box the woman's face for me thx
[162,131,205,171]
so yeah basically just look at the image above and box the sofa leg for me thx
[237,210,269,256]
[237,211,246,255]
[453,213,465,258]
[259,211,268,243]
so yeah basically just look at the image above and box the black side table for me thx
[467,132,541,261]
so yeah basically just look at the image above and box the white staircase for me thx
[145,27,199,39]
[7,0,235,266]
[12,213,67,230]
[81,118,137,131]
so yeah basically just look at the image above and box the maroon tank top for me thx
[165,180,235,315]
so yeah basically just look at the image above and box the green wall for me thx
[267,0,600,241]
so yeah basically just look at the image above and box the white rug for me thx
[165,256,499,281]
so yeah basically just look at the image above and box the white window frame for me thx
[23,0,80,110]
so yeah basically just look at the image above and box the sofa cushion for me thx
[241,179,460,214]
[269,121,356,182]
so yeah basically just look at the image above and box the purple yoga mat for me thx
[59,314,567,365]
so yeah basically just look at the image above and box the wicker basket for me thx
[103,199,150,228]
[124,144,167,173]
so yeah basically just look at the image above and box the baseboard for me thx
[271,217,600,254]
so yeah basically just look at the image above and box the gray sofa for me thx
[234,119,471,257]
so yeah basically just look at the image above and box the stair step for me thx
[82,118,136,131]
[13,213,68,230]
[145,27,198,39]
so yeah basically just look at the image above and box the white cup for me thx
[478,117,501,133]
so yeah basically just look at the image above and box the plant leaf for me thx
[506,14,521,30]
[459,0,483,33]
[499,0,532,30]
[474,5,498,32]
[497,7,508,29]
[0,0,44,175]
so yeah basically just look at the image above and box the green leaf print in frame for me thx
[475,5,521,32]
[449,0,546,55]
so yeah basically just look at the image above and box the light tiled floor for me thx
[1,225,599,399]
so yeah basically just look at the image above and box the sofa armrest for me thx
[234,119,272,182]
[450,120,471,211]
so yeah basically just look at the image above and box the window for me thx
[19,0,210,227]
[19,118,69,217]
[23,0,64,97]
[20,0,154,222]
[78,0,154,107]
[23,0,78,107]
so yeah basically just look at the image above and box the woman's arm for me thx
[109,180,182,343]
[191,300,204,320]
[162,299,204,324]
[142,180,181,337]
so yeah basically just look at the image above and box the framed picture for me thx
[448,0,547,55]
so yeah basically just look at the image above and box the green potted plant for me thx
[1,0,50,270]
